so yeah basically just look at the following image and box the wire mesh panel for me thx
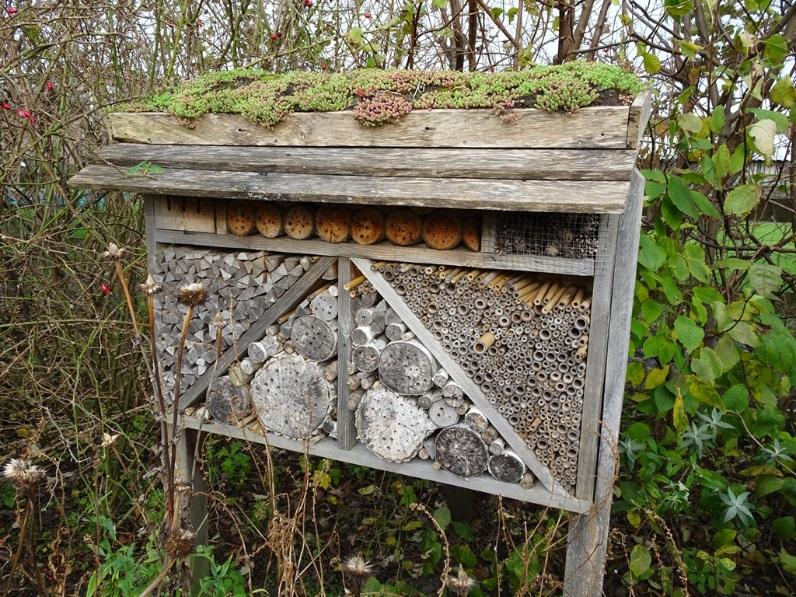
[494,212,601,259]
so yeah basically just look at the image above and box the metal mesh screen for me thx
[495,212,601,259]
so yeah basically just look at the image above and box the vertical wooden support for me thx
[171,425,209,593]
[336,257,356,449]
[564,170,644,596]
[142,195,158,272]
[575,214,619,500]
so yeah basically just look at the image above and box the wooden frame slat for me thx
[69,166,630,214]
[109,107,633,149]
[182,416,591,513]
[93,144,636,181]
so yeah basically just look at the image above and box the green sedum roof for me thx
[124,63,643,128]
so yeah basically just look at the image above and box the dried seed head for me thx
[342,554,374,578]
[447,565,476,596]
[100,432,120,448]
[177,282,208,307]
[102,242,126,260]
[3,458,45,488]
[138,274,162,296]
[165,528,196,559]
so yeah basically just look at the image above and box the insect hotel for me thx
[69,68,650,596]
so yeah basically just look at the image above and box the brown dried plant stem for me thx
[145,290,171,494]
[2,490,45,595]
[167,304,194,531]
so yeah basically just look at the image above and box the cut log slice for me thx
[488,450,526,484]
[310,292,338,321]
[434,426,489,478]
[226,201,256,236]
[351,207,386,245]
[255,204,284,238]
[283,205,315,239]
[251,355,332,439]
[385,209,422,246]
[428,401,460,427]
[355,386,435,463]
[422,210,462,250]
[352,342,382,373]
[290,315,338,361]
[206,376,251,424]
[315,205,351,243]
[462,216,481,252]
[378,340,435,395]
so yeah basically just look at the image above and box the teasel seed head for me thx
[3,458,45,489]
[165,528,196,559]
[102,242,126,260]
[177,281,208,307]
[342,554,374,578]
[138,274,162,296]
[447,565,476,596]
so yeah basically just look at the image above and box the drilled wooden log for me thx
[385,209,422,246]
[251,354,332,439]
[422,210,462,250]
[442,381,463,400]
[290,315,337,362]
[488,450,526,483]
[417,390,442,409]
[315,205,351,243]
[354,307,385,333]
[432,369,449,388]
[226,201,256,236]
[428,400,460,427]
[464,407,488,433]
[462,216,481,252]
[311,292,338,321]
[355,386,435,463]
[434,426,489,477]
[255,204,284,238]
[352,338,386,373]
[206,376,251,424]
[385,321,406,341]
[283,205,314,239]
[351,207,386,245]
[378,340,435,395]
[351,325,375,346]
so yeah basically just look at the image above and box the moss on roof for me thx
[124,63,643,128]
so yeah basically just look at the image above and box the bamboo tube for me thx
[542,282,561,304]
[542,285,568,314]
[473,331,496,353]
[532,281,552,305]
[481,271,499,286]
[444,267,462,282]
[344,275,366,291]
[579,299,591,312]
[475,271,491,284]
[370,261,386,270]
[513,278,535,292]
[489,273,507,289]
[558,286,576,307]
[572,288,586,307]
[451,269,469,283]
[466,269,481,281]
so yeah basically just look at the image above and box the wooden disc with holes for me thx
[251,355,331,439]
[284,205,315,239]
[422,210,462,250]
[378,340,434,395]
[315,205,350,243]
[290,315,337,361]
[462,216,481,252]
[351,207,386,245]
[355,386,435,463]
[206,376,251,424]
[226,201,256,236]
[255,204,284,238]
[385,209,422,246]
[435,425,489,477]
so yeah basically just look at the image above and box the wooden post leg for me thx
[173,426,209,594]
[564,171,644,597]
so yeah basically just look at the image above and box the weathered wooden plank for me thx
[153,196,217,232]
[480,213,497,254]
[181,416,591,513]
[154,229,594,277]
[93,144,636,181]
[109,108,633,149]
[353,257,575,500]
[177,257,334,410]
[142,195,158,272]
[574,213,619,500]
[564,169,644,595]
[69,165,630,214]
[626,91,652,150]
[336,257,356,450]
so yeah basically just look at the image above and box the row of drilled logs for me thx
[225,201,482,251]
[377,262,592,491]
[151,247,314,402]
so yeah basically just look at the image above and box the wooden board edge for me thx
[181,416,591,513]
[626,91,652,149]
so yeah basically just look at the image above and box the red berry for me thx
[100,282,111,296]
[363,10,371,18]
[7,7,18,16]
[46,81,54,91]
[270,32,281,41]
[16,108,35,124]
[1,102,10,110]
[304,0,312,6]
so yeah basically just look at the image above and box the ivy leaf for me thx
[638,235,667,271]
[749,119,777,160]
[668,175,700,218]
[433,505,451,530]
[673,391,688,433]
[685,375,720,407]
[642,52,661,74]
[715,335,740,372]
[709,108,725,134]
[770,77,796,108]
[675,316,704,352]
[748,262,782,298]
[645,365,670,389]
[692,347,722,381]
[728,321,760,347]
[641,299,664,323]
[724,184,761,216]
[629,545,652,577]
[762,33,788,65]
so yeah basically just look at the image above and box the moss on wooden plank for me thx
[123,64,643,128]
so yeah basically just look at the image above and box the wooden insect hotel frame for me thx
[70,91,651,596]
